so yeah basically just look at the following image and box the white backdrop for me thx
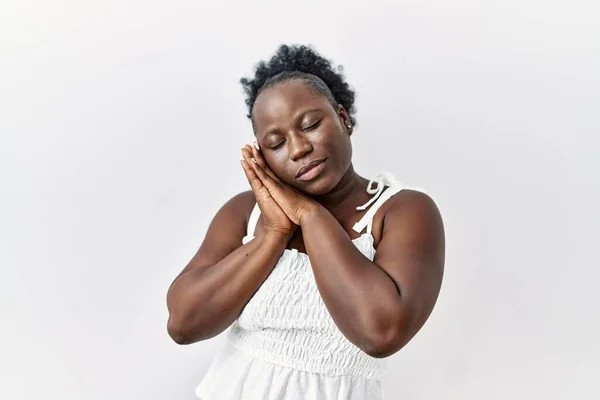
[1,1,599,399]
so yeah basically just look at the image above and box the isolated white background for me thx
[1,1,598,399]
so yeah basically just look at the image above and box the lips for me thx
[296,158,327,180]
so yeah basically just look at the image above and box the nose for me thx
[288,132,313,161]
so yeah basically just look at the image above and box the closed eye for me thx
[270,140,286,150]
[302,120,321,131]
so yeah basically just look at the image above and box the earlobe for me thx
[337,105,352,136]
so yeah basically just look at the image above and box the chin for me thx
[296,173,338,196]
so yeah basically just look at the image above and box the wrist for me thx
[299,203,325,226]
[260,229,292,247]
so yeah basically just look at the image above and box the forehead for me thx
[252,81,330,133]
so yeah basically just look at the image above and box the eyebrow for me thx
[263,108,322,138]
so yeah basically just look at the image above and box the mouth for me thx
[296,158,327,181]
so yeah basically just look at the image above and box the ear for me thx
[337,104,353,136]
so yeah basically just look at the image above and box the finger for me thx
[250,144,270,176]
[241,158,267,195]
[242,146,266,175]
[251,142,267,168]
[244,144,264,168]
[249,144,281,183]
[241,146,254,163]
[250,156,283,194]
[242,146,270,187]
[241,149,266,190]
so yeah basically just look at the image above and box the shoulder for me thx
[372,188,444,247]
[387,189,440,217]
[384,188,444,244]
[195,190,258,258]
[221,190,257,225]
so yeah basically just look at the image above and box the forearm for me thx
[167,232,288,344]
[301,207,408,355]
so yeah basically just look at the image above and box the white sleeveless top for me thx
[195,172,404,400]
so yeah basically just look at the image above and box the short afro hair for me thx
[240,44,357,126]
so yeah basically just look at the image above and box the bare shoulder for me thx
[372,189,444,247]
[224,190,257,226]
[178,190,257,276]
[389,189,441,217]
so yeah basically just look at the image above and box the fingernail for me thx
[254,141,260,150]
[251,158,257,164]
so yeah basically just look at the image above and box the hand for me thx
[241,146,296,240]
[245,142,321,226]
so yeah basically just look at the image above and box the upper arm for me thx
[373,190,446,333]
[175,190,256,279]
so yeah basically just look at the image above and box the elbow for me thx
[360,313,414,359]
[167,311,222,345]
[361,332,403,359]
[362,337,405,359]
[167,314,199,345]
[167,318,190,345]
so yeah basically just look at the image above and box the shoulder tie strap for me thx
[352,171,403,235]
[245,202,261,239]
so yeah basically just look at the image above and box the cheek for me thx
[325,128,352,166]
[265,153,290,177]
[337,140,353,172]
[343,135,353,163]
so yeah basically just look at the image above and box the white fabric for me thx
[247,201,262,238]
[352,172,404,235]
[355,172,397,211]
[195,172,404,400]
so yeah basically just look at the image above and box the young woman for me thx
[166,44,445,399]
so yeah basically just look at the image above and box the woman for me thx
[166,44,445,399]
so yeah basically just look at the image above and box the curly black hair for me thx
[240,44,357,126]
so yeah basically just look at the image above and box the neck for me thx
[312,164,368,216]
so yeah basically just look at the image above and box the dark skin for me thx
[166,80,445,358]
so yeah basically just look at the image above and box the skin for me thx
[166,80,445,358]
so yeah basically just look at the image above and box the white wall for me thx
[1,1,598,399]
